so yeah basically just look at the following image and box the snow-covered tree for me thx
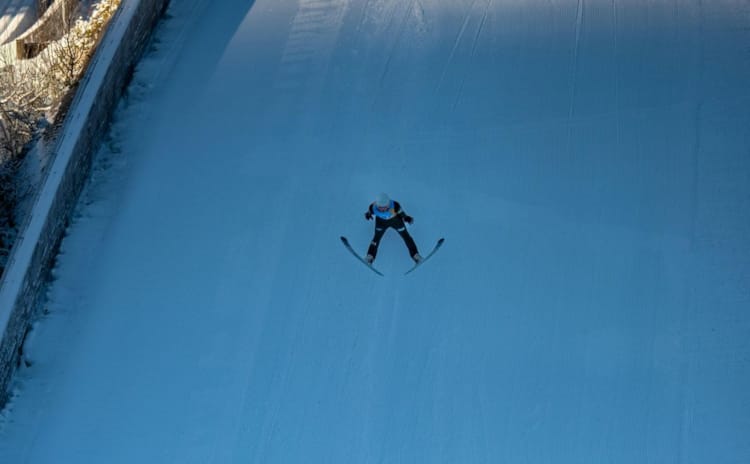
[0,0,121,277]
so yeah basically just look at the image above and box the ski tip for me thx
[437,238,445,244]
[340,236,348,243]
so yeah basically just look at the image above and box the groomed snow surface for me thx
[2,0,750,462]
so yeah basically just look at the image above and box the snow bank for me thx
[0,0,168,408]
[0,0,36,46]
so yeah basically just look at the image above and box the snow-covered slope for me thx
[1,0,749,462]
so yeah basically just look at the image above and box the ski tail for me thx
[404,238,444,275]
[340,236,384,276]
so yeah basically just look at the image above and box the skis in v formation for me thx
[340,236,444,276]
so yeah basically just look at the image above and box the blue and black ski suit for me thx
[365,200,420,260]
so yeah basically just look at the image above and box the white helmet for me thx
[375,193,390,207]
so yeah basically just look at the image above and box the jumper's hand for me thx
[365,211,373,220]
[404,215,414,225]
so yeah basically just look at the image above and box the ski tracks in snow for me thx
[378,0,417,87]
[436,0,477,93]
[434,0,492,111]
[453,0,491,111]
[275,0,350,96]
[566,0,584,155]
[611,0,621,146]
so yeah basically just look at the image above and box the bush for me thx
[0,0,121,278]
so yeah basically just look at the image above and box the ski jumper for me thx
[367,200,420,260]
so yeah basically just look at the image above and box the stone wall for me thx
[0,0,170,409]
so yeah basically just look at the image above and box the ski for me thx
[340,236,384,276]
[404,238,445,275]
